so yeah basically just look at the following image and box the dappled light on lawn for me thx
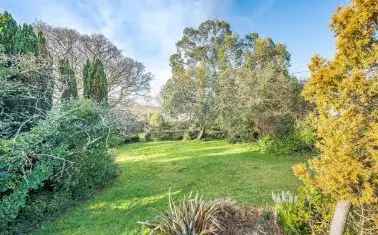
[34,140,305,235]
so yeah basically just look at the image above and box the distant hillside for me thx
[129,103,160,119]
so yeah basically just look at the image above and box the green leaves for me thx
[162,20,303,141]
[82,58,108,104]
[0,13,53,138]
[0,100,117,233]
[59,58,78,101]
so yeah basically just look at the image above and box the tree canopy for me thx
[162,20,303,140]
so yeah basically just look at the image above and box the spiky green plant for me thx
[142,193,222,235]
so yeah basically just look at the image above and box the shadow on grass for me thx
[35,141,305,235]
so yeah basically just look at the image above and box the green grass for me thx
[34,140,306,235]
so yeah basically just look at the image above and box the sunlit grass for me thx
[34,140,306,235]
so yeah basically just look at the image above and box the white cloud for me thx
[3,0,229,99]
[40,0,224,97]
[87,0,223,97]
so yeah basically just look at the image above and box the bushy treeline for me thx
[159,20,311,152]
[0,12,146,234]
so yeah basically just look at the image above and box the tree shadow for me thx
[35,141,305,235]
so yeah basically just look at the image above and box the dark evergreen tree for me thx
[59,59,78,101]
[82,58,108,104]
[83,59,92,98]
[14,24,39,55]
[0,11,18,54]
[89,58,108,104]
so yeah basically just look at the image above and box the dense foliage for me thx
[291,0,378,233]
[0,12,138,234]
[59,58,78,101]
[83,58,108,104]
[273,188,334,234]
[0,99,117,234]
[0,12,53,138]
[161,20,304,143]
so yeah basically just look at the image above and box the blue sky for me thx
[0,0,348,96]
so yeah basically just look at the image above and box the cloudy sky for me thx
[1,0,348,98]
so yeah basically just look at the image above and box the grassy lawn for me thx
[34,140,306,235]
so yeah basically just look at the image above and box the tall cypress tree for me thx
[89,58,108,104]
[59,59,78,101]
[0,11,18,54]
[83,59,92,98]
[294,0,378,232]
[82,58,108,104]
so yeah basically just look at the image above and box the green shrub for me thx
[257,121,316,155]
[107,133,125,147]
[256,135,275,153]
[0,99,118,234]
[266,135,311,154]
[273,186,334,235]
[124,135,140,143]
[150,129,184,141]
[203,130,225,140]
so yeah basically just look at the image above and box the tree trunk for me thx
[197,127,205,140]
[330,200,351,235]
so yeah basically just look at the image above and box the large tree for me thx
[163,20,238,138]
[294,0,378,233]
[162,20,302,140]
[231,34,302,139]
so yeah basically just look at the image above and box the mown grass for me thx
[34,140,306,235]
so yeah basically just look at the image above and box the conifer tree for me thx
[83,59,92,98]
[0,12,53,137]
[59,59,78,101]
[0,11,18,54]
[294,0,378,232]
[83,58,108,104]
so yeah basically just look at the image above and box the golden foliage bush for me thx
[294,0,378,233]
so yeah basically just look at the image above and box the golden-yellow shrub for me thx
[294,0,378,230]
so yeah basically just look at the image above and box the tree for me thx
[294,0,378,233]
[224,34,301,140]
[162,21,303,141]
[82,58,108,104]
[59,59,78,101]
[0,12,18,54]
[83,59,92,98]
[166,20,233,138]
